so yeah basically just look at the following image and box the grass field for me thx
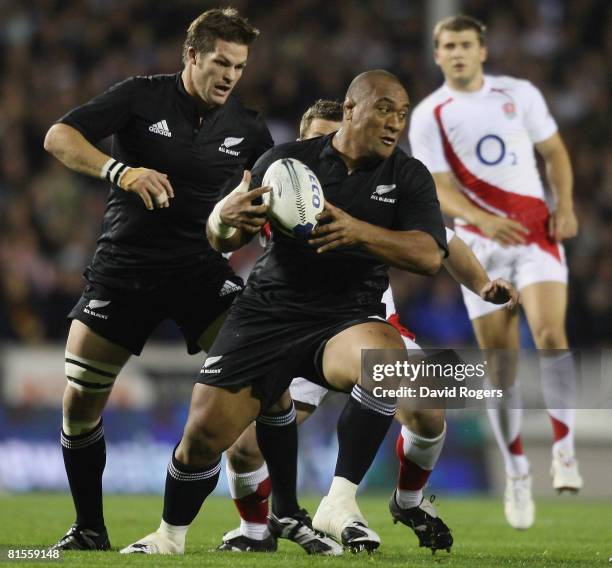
[1,493,609,567]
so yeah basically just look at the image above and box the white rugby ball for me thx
[262,158,324,238]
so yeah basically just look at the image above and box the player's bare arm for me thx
[444,233,519,308]
[44,123,174,211]
[206,170,270,252]
[309,201,442,275]
[433,171,529,246]
[535,132,577,241]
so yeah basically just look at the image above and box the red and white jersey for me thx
[409,75,559,258]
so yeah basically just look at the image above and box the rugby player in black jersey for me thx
[43,8,274,551]
[217,100,518,555]
[121,70,451,556]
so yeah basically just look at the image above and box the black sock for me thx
[256,403,299,518]
[61,420,106,532]
[162,446,221,526]
[335,384,396,484]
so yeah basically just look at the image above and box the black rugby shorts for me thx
[197,301,392,410]
[68,263,243,355]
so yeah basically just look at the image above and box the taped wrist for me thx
[208,175,250,239]
[101,158,130,187]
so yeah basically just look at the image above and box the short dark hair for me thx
[299,99,343,138]
[433,15,487,47]
[183,8,259,62]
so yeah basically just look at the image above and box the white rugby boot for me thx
[551,452,583,493]
[504,474,535,530]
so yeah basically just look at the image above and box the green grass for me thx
[0,494,609,567]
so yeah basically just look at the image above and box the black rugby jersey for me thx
[59,73,273,272]
[238,134,448,318]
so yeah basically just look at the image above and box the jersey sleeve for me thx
[394,159,449,257]
[521,81,558,143]
[57,77,138,143]
[408,104,450,173]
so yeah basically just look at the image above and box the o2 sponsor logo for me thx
[476,134,517,166]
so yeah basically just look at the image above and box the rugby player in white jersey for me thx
[409,15,582,530]
[218,100,518,554]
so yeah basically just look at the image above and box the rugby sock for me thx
[335,384,396,484]
[486,382,530,477]
[540,353,577,457]
[162,446,221,529]
[395,423,446,509]
[61,420,106,531]
[256,403,299,518]
[226,461,271,539]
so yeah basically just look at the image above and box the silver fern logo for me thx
[219,137,244,156]
[202,355,223,374]
[84,299,111,320]
[374,184,396,195]
[371,184,396,203]
[86,300,111,310]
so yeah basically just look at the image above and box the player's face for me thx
[191,40,248,107]
[434,30,486,88]
[301,118,341,140]
[347,82,410,159]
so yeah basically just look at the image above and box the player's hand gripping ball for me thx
[262,158,324,238]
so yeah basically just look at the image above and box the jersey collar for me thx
[319,133,385,172]
[175,71,228,122]
[443,75,492,98]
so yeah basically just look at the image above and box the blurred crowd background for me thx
[1,0,611,347]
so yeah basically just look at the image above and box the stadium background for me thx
[0,0,609,502]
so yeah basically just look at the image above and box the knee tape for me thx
[65,351,121,393]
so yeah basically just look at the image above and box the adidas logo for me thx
[218,136,244,156]
[148,120,172,137]
[219,280,242,297]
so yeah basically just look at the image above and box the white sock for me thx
[396,424,446,509]
[486,381,530,477]
[226,461,270,499]
[226,461,271,539]
[239,519,269,540]
[540,353,577,457]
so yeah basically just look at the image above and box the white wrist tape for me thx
[208,175,250,239]
[101,158,130,187]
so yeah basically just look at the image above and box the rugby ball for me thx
[262,158,324,238]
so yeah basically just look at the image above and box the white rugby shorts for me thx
[456,226,568,320]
